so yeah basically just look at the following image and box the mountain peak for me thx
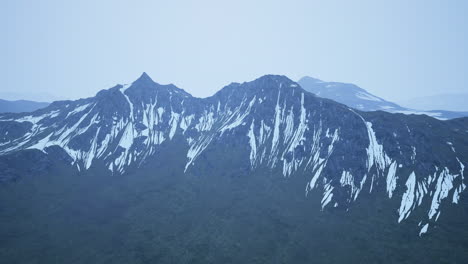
[246,75,299,90]
[255,74,292,83]
[134,72,154,84]
[216,75,299,98]
[298,76,324,84]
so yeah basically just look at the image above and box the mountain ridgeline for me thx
[1,73,467,232]
[1,73,468,263]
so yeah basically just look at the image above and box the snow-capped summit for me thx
[298,76,403,110]
[298,76,468,120]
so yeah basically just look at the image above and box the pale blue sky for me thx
[1,0,468,103]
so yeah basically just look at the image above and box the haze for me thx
[2,0,468,103]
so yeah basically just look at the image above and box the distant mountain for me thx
[0,73,467,263]
[298,76,468,120]
[0,91,65,103]
[0,99,49,113]
[297,76,401,111]
[399,93,468,112]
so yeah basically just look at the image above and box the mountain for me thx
[298,76,468,120]
[400,93,468,112]
[0,99,49,113]
[0,91,65,103]
[1,73,467,263]
[297,76,401,111]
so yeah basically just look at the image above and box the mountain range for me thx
[1,73,467,263]
[298,76,468,120]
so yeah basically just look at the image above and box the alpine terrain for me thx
[1,73,467,263]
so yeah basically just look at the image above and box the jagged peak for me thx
[133,72,155,85]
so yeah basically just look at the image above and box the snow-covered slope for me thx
[298,76,468,120]
[0,73,467,236]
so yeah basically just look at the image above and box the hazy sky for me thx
[1,0,468,103]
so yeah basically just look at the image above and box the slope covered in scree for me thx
[0,73,467,236]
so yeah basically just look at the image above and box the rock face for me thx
[0,73,467,236]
